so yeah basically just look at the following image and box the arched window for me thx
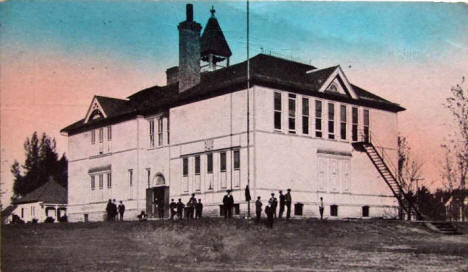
[153,173,165,186]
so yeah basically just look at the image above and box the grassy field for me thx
[2,218,468,272]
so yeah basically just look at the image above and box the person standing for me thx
[223,190,234,219]
[118,201,125,221]
[285,189,292,219]
[265,203,274,228]
[278,190,285,218]
[319,197,324,220]
[176,198,185,219]
[106,199,113,221]
[255,196,262,223]
[195,199,203,219]
[158,198,165,219]
[269,193,277,218]
[169,199,177,220]
[111,199,118,221]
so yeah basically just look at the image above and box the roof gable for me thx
[84,96,108,123]
[315,66,358,99]
[13,178,67,204]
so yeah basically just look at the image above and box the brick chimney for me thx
[177,4,202,92]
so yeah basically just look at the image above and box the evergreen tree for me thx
[10,132,67,198]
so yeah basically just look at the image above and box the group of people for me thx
[168,194,204,220]
[105,199,126,221]
[255,189,293,228]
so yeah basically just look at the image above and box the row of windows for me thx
[182,150,240,177]
[91,126,112,145]
[329,205,370,217]
[90,173,112,190]
[274,92,370,141]
[148,117,169,148]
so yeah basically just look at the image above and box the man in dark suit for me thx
[118,201,125,221]
[255,196,262,223]
[106,199,112,221]
[285,189,292,219]
[223,190,234,219]
[176,198,185,219]
[195,199,203,219]
[278,190,285,218]
[169,199,177,220]
[265,203,274,228]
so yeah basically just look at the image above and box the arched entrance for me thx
[145,173,169,218]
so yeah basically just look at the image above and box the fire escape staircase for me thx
[352,132,459,234]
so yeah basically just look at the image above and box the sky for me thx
[1,1,468,205]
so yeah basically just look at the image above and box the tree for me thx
[442,77,468,221]
[10,132,67,199]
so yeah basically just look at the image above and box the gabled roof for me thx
[200,10,232,58]
[62,54,405,135]
[1,204,17,218]
[13,178,67,205]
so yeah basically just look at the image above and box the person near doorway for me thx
[153,197,159,217]
[106,199,113,221]
[319,197,324,220]
[170,199,177,220]
[223,190,234,219]
[111,199,118,221]
[278,190,285,218]
[195,199,203,219]
[118,201,125,221]
[158,198,165,219]
[176,198,185,219]
[285,189,292,219]
[265,203,274,228]
[255,196,262,223]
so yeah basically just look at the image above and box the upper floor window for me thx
[274,92,282,130]
[302,97,309,135]
[167,118,170,145]
[183,158,188,177]
[107,126,112,141]
[233,150,240,170]
[107,173,112,188]
[99,128,104,143]
[91,175,95,190]
[128,169,133,187]
[99,174,103,189]
[91,129,96,144]
[149,119,155,147]
[158,118,163,146]
[315,100,322,138]
[195,155,200,175]
[340,105,347,140]
[288,94,296,133]
[328,103,335,139]
[146,168,151,188]
[220,152,227,172]
[207,153,213,174]
[352,107,358,141]
[363,109,370,142]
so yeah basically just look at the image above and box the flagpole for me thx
[246,0,251,219]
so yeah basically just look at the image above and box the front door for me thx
[146,186,169,217]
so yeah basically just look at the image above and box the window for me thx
[31,206,35,217]
[288,94,296,133]
[107,126,112,141]
[158,118,163,146]
[167,118,170,145]
[149,119,155,147]
[183,158,188,177]
[330,205,338,216]
[128,169,133,187]
[91,129,96,144]
[91,175,95,190]
[207,153,213,174]
[340,105,347,140]
[362,206,369,217]
[21,208,24,218]
[352,107,358,141]
[233,150,240,170]
[220,152,226,172]
[99,174,103,190]
[328,103,335,139]
[195,156,200,175]
[146,168,151,188]
[315,100,322,137]
[302,98,309,134]
[106,173,112,188]
[99,128,103,143]
[363,109,370,142]
[274,92,282,130]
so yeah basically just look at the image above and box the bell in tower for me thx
[200,6,232,71]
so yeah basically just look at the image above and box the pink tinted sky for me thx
[1,1,468,205]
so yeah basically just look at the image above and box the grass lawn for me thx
[2,218,468,272]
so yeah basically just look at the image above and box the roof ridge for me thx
[95,95,128,102]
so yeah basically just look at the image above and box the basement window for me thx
[362,206,369,217]
[330,205,338,217]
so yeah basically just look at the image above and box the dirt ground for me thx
[2,218,468,272]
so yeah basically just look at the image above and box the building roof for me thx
[61,54,405,135]
[200,8,232,58]
[13,178,67,205]
[1,204,17,218]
